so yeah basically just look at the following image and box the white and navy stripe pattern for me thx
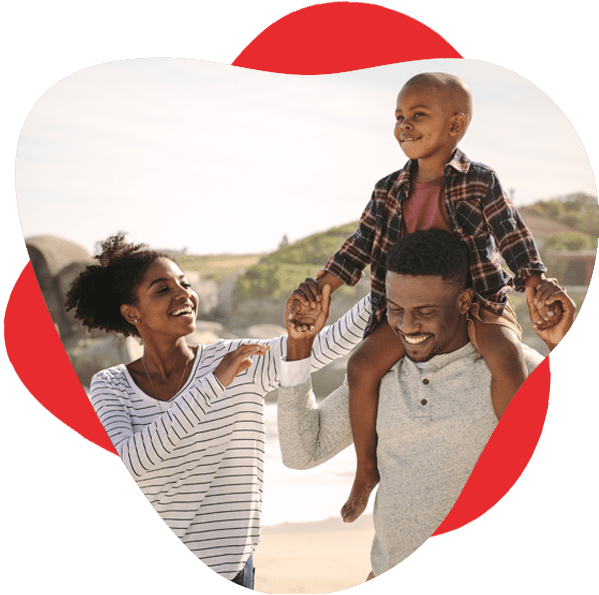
[90,296,371,579]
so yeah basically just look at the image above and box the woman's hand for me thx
[213,344,270,387]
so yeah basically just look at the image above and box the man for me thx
[279,229,575,580]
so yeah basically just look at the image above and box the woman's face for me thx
[131,257,199,340]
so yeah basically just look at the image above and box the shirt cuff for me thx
[280,357,312,387]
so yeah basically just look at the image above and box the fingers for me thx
[288,321,315,333]
[525,286,544,327]
[320,283,332,318]
[229,343,270,369]
[535,279,577,327]
[298,278,321,305]
[214,343,270,387]
[533,278,559,309]
[287,278,322,320]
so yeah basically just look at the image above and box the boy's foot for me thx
[341,467,380,523]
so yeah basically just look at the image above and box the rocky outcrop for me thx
[26,235,365,395]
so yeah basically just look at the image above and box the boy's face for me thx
[394,84,460,163]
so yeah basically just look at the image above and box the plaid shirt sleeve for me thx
[482,173,546,291]
[323,195,378,287]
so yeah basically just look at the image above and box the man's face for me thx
[386,272,472,362]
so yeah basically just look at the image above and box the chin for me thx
[405,351,434,363]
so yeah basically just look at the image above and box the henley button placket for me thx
[421,378,430,405]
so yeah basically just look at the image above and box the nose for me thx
[176,283,193,300]
[398,118,412,131]
[397,311,419,335]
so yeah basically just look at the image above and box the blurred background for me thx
[16,57,598,527]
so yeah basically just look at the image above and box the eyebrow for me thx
[387,298,438,309]
[395,104,430,113]
[147,275,186,289]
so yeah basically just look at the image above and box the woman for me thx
[65,232,371,588]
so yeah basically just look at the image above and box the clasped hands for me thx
[525,277,576,350]
[285,272,331,340]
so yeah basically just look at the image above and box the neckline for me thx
[120,345,203,403]
[412,175,444,187]
[400,341,477,374]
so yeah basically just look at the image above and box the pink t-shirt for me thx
[402,177,452,236]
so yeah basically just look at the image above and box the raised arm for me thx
[277,378,353,470]
[90,344,268,479]
[287,281,371,372]
[277,288,354,469]
[481,174,546,287]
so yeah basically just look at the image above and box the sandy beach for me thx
[254,514,375,594]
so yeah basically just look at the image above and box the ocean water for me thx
[261,402,375,527]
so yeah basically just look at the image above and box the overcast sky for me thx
[15,58,596,256]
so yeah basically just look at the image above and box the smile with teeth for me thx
[402,334,429,345]
[171,306,194,317]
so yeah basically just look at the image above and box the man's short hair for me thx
[386,230,470,289]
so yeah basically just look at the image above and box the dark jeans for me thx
[230,554,255,589]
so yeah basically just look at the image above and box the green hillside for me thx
[236,222,360,298]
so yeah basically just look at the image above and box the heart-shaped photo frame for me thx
[5,2,598,593]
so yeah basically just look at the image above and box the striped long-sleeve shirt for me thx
[89,295,371,580]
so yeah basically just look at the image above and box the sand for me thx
[254,514,375,594]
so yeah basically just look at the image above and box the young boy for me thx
[289,72,562,523]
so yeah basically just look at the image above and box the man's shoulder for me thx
[522,344,546,372]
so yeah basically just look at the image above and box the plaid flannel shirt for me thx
[324,149,546,336]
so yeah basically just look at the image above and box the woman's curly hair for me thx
[65,232,172,338]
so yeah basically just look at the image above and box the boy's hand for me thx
[288,269,341,322]
[525,280,576,351]
[285,281,331,337]
[531,278,564,329]
[289,271,326,311]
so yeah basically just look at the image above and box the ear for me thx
[120,304,140,326]
[457,287,475,314]
[449,113,467,137]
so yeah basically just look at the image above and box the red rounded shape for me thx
[233,2,461,74]
[4,264,117,454]
[4,1,550,535]
[433,359,550,534]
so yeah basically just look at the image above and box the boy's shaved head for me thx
[402,72,473,126]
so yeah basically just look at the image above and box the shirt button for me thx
[422,378,429,385]
[421,399,428,405]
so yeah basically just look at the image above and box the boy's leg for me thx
[342,319,405,522]
[473,319,528,419]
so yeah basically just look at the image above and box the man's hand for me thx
[285,279,331,339]
[287,269,344,323]
[531,277,565,330]
[525,279,576,351]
